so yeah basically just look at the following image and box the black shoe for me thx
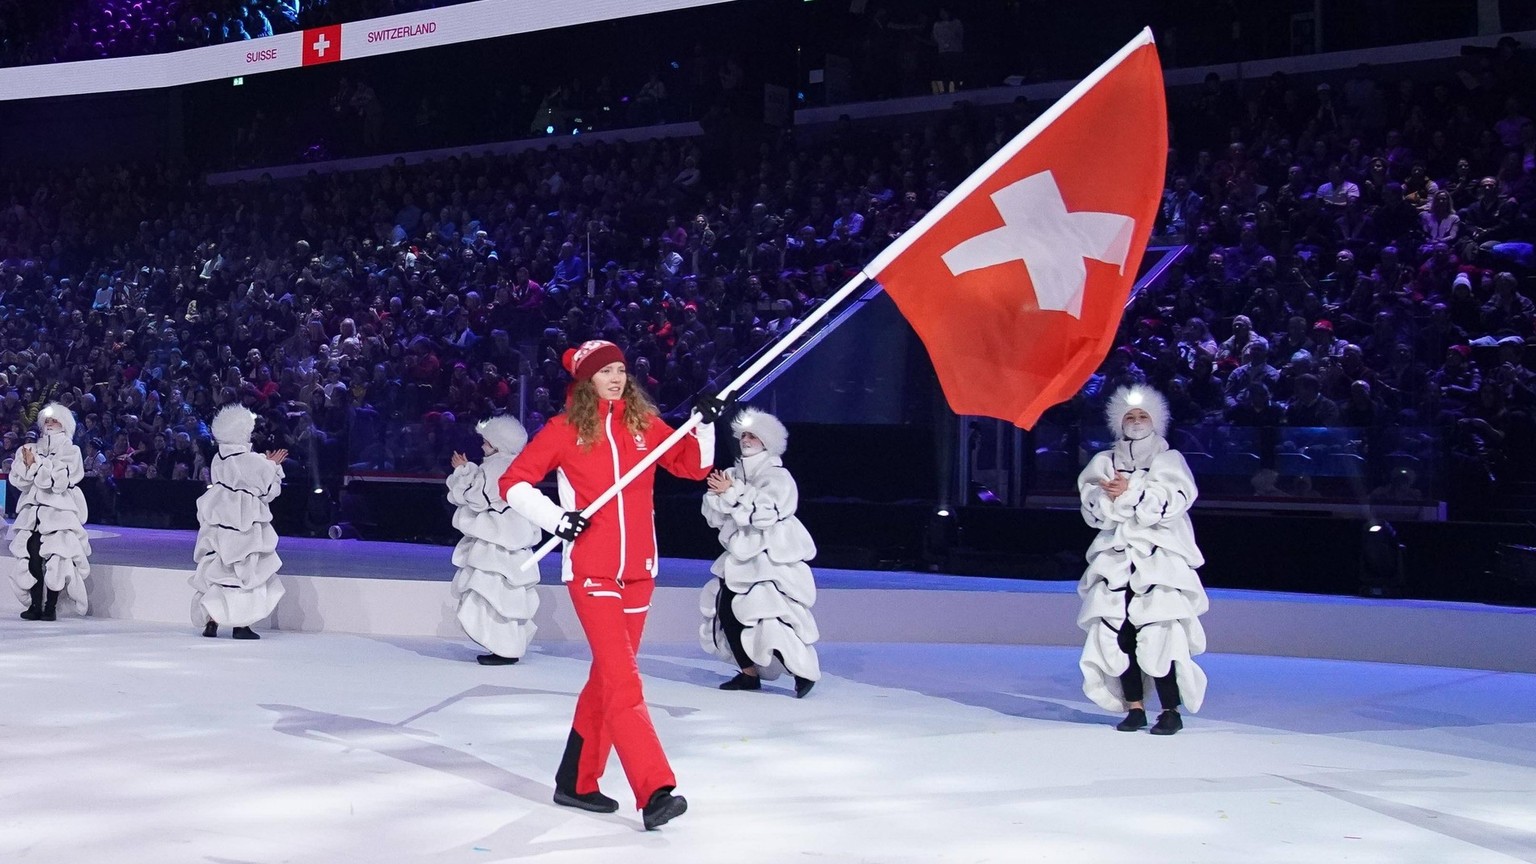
[1116,708,1148,732]
[1150,709,1183,735]
[793,676,816,698]
[231,627,261,640]
[553,788,619,813]
[40,589,58,621]
[20,579,42,620]
[203,621,218,638]
[641,787,687,830]
[477,654,519,666]
[718,672,761,691]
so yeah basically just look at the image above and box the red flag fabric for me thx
[864,30,1166,429]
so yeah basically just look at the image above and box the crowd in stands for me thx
[0,31,1534,517]
[1067,40,1536,501]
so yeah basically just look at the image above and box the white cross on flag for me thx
[863,29,1166,429]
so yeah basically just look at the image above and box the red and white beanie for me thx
[562,340,626,382]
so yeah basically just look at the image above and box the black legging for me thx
[1115,589,1181,710]
[714,580,753,670]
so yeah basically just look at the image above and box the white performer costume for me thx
[191,405,285,635]
[699,408,821,694]
[446,416,542,663]
[1077,385,1209,724]
[9,403,91,619]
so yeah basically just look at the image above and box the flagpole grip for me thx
[518,271,873,573]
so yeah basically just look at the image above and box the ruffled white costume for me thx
[1077,386,1209,712]
[447,416,543,659]
[191,406,286,627]
[699,408,821,682]
[8,403,91,615]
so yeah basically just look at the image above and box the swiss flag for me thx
[864,29,1166,429]
[301,25,343,66]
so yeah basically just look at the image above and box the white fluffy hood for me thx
[37,402,76,438]
[476,415,529,455]
[211,404,257,445]
[1105,385,1170,439]
[731,406,788,456]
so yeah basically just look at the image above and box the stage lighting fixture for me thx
[328,522,360,540]
[1359,521,1404,598]
[923,506,959,570]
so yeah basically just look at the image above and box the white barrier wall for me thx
[42,563,1536,674]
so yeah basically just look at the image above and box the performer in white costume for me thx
[9,403,91,620]
[192,405,287,639]
[447,416,542,666]
[699,407,820,698]
[1077,385,1208,735]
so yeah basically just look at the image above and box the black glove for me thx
[694,393,735,424]
[554,510,590,542]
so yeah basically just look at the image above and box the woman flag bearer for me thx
[497,339,722,830]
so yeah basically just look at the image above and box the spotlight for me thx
[923,506,959,570]
[1359,521,1403,597]
[328,522,359,540]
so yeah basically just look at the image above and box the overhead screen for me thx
[0,0,732,102]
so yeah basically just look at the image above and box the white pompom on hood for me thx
[731,406,788,457]
[476,415,529,455]
[36,402,76,438]
[211,404,257,446]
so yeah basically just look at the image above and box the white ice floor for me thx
[2,618,1534,864]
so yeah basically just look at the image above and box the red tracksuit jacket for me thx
[498,400,715,583]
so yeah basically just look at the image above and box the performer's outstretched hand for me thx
[554,510,590,542]
[266,449,289,464]
[450,451,467,469]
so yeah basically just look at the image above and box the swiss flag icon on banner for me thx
[302,25,343,66]
[864,29,1166,429]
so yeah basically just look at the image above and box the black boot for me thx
[476,654,519,666]
[19,579,43,621]
[793,676,816,699]
[551,729,618,812]
[718,671,761,691]
[40,589,59,622]
[553,788,619,813]
[641,787,687,830]
[1150,709,1183,735]
[231,626,260,640]
[202,621,218,638]
[1115,708,1148,731]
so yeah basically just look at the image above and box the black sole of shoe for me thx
[231,630,260,640]
[1115,724,1147,732]
[552,790,619,814]
[477,654,520,665]
[642,796,687,830]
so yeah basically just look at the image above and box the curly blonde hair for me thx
[566,377,658,451]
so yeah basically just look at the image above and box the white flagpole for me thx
[519,271,871,570]
[521,27,1157,570]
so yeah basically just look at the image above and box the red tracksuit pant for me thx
[562,574,675,809]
